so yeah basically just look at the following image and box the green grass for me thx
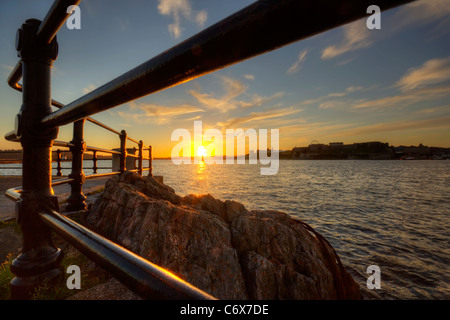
[0,253,14,300]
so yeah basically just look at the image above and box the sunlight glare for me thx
[197,146,207,158]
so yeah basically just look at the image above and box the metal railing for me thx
[3,0,414,300]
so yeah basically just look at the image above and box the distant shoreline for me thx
[1,158,449,166]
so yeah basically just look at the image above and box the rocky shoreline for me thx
[80,172,362,300]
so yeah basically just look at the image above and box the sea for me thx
[1,159,449,300]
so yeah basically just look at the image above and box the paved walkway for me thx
[0,176,110,221]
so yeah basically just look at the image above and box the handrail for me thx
[7,62,22,92]
[39,0,414,130]
[85,117,121,136]
[39,209,215,300]
[54,140,75,148]
[4,173,119,201]
[85,171,121,179]
[5,186,22,201]
[52,177,75,186]
[85,145,121,155]
[37,0,82,44]
[4,130,20,142]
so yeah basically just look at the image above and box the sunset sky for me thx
[0,0,449,157]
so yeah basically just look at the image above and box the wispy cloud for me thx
[189,76,284,112]
[392,0,450,35]
[244,74,255,80]
[352,85,450,110]
[238,92,285,109]
[118,101,204,125]
[287,49,309,74]
[217,106,302,129]
[189,76,247,111]
[351,58,450,110]
[321,0,450,60]
[82,84,97,94]
[395,57,450,92]
[321,20,372,60]
[335,115,450,137]
[299,86,367,107]
[157,0,207,39]
[117,16,130,33]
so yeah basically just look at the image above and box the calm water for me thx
[2,159,449,299]
[152,159,450,300]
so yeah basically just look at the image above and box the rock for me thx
[83,172,361,300]
[66,278,142,300]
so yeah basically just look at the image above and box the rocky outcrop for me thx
[83,172,361,300]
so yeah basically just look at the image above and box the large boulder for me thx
[83,172,361,300]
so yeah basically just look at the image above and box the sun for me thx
[196,146,207,157]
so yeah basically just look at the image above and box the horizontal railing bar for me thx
[7,62,22,92]
[85,117,121,136]
[5,187,21,201]
[51,99,65,109]
[7,69,142,144]
[4,130,20,142]
[7,54,124,140]
[5,178,76,201]
[86,146,121,155]
[4,173,116,203]
[37,0,82,44]
[4,174,113,203]
[85,172,121,179]
[39,209,216,300]
[48,97,122,136]
[6,76,125,140]
[127,137,140,145]
[54,140,75,148]
[39,0,414,129]
[52,177,75,186]
[125,153,140,159]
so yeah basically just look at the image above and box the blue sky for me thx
[1,0,449,157]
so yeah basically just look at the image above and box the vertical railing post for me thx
[10,19,62,299]
[66,119,86,211]
[119,130,127,173]
[56,149,62,177]
[148,146,153,176]
[92,150,98,174]
[138,140,143,176]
